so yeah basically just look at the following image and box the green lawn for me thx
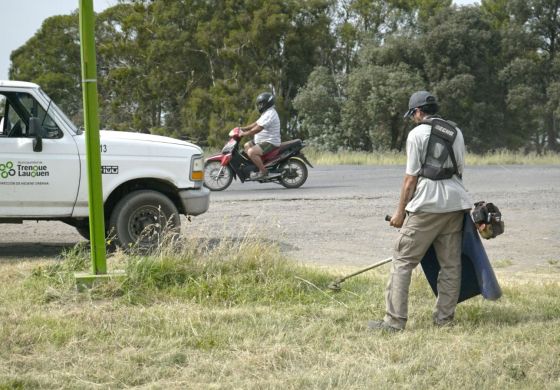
[1,239,559,389]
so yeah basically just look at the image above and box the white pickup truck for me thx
[0,80,210,247]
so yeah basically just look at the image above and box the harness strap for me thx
[420,117,461,180]
[447,140,461,179]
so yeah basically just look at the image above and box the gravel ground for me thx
[1,165,559,276]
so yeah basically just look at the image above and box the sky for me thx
[0,0,115,79]
[0,0,478,80]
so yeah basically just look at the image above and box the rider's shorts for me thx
[250,141,277,154]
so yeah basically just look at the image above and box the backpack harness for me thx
[419,117,461,180]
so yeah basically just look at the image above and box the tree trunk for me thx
[545,112,559,152]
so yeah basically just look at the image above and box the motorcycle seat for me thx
[277,139,303,151]
[262,139,302,161]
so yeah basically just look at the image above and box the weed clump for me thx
[30,234,335,306]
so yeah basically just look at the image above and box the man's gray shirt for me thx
[405,123,473,213]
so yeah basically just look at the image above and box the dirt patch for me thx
[190,192,560,275]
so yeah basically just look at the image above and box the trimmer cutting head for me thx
[327,280,342,292]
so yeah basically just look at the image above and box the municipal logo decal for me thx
[0,161,16,179]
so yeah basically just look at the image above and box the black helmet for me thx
[256,92,275,113]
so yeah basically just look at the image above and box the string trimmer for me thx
[327,256,392,292]
[327,215,393,292]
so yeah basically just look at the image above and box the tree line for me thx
[10,0,560,153]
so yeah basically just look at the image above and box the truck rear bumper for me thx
[179,187,210,216]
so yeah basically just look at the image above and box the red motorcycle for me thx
[204,128,313,191]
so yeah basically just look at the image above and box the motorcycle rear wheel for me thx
[204,161,233,191]
[279,158,308,188]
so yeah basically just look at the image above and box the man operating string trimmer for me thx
[368,91,473,332]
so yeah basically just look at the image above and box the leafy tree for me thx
[417,6,509,152]
[10,14,82,124]
[96,3,160,132]
[146,0,335,145]
[488,0,560,152]
[342,61,424,151]
[295,0,455,151]
[8,0,560,153]
[328,0,450,74]
[292,66,344,151]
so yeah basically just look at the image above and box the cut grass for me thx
[1,237,559,389]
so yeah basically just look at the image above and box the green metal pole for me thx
[79,0,107,274]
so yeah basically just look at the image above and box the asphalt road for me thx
[213,164,557,201]
[1,165,559,274]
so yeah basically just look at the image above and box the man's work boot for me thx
[367,320,402,333]
[433,315,455,328]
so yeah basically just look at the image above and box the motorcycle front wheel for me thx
[279,157,308,188]
[204,161,234,191]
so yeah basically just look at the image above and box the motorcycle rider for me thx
[239,92,282,180]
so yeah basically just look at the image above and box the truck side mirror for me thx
[29,117,43,152]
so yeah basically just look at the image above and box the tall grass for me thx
[1,236,559,389]
[466,150,560,165]
[204,146,559,165]
[306,148,560,166]
[306,149,407,166]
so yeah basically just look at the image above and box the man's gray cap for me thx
[404,91,437,118]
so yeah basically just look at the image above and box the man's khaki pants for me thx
[383,211,465,329]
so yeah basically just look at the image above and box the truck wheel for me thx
[74,222,104,242]
[204,161,233,191]
[109,190,180,249]
[75,224,90,240]
[279,158,308,188]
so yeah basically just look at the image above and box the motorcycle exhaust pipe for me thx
[327,215,393,292]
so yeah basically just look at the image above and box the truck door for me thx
[0,91,80,217]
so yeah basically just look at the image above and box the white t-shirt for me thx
[405,122,473,213]
[255,108,281,146]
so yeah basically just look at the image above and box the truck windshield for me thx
[36,88,79,134]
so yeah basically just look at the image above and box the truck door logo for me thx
[101,165,119,174]
[0,161,50,181]
[0,161,16,179]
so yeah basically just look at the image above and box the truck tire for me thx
[74,222,104,242]
[75,224,90,240]
[109,190,180,249]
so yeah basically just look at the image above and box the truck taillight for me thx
[191,155,204,182]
